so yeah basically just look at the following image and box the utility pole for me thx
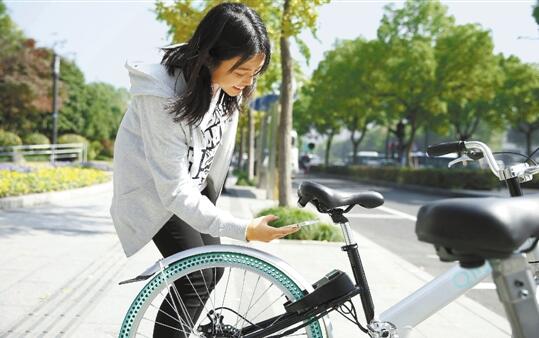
[51,51,60,163]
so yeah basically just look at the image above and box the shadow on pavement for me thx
[222,187,257,199]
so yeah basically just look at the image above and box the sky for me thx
[4,0,539,90]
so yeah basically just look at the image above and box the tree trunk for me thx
[350,129,358,165]
[385,127,391,159]
[517,123,535,156]
[394,120,406,166]
[351,123,367,165]
[404,122,417,167]
[247,107,255,180]
[237,124,244,170]
[526,129,532,157]
[278,3,293,207]
[324,130,334,167]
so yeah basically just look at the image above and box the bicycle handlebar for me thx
[427,140,502,179]
[426,141,466,157]
[463,141,502,178]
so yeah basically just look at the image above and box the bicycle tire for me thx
[119,246,332,338]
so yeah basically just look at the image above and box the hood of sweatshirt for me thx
[124,60,185,98]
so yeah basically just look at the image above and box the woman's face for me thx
[211,53,265,97]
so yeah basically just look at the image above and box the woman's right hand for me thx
[245,215,300,242]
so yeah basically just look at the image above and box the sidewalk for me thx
[216,184,511,338]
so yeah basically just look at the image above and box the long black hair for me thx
[160,2,271,126]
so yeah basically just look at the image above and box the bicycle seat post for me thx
[329,208,376,325]
[329,208,355,246]
[489,254,539,338]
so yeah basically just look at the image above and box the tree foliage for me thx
[0,38,55,135]
[496,56,539,155]
[296,0,537,166]
[436,23,502,141]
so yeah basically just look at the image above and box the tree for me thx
[435,24,503,142]
[376,0,454,166]
[497,56,539,156]
[306,49,342,166]
[292,80,314,137]
[0,1,24,60]
[81,83,128,141]
[298,38,384,165]
[57,58,87,135]
[336,39,384,164]
[0,38,57,135]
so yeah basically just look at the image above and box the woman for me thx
[110,2,300,337]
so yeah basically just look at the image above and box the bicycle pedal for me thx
[284,269,356,314]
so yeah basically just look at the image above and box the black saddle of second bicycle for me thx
[416,194,539,263]
[297,181,384,210]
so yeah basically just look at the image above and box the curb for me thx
[0,180,112,210]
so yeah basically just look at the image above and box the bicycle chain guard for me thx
[283,269,357,314]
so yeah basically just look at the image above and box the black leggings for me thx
[152,190,224,338]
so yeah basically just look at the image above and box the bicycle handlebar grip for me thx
[427,141,466,157]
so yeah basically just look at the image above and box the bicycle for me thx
[426,140,539,280]
[116,140,539,338]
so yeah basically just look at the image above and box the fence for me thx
[0,143,88,163]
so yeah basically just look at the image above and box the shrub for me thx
[58,134,89,146]
[0,130,22,147]
[235,169,255,186]
[100,139,114,158]
[23,133,50,145]
[522,176,539,189]
[312,165,500,191]
[58,134,90,161]
[256,206,343,242]
[89,140,103,161]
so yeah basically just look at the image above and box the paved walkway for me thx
[0,181,511,337]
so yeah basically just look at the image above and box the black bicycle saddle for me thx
[297,181,384,210]
[416,194,539,264]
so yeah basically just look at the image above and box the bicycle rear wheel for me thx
[119,247,331,338]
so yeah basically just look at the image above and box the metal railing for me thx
[0,143,87,163]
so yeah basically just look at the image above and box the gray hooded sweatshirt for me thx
[110,60,249,257]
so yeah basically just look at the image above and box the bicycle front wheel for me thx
[119,245,331,338]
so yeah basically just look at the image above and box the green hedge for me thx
[0,130,22,147]
[23,133,50,145]
[89,141,103,161]
[256,206,343,242]
[233,169,256,186]
[0,167,110,198]
[522,177,539,189]
[99,139,114,159]
[58,134,89,146]
[311,165,500,190]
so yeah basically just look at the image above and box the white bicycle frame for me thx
[377,263,491,338]
[338,220,539,338]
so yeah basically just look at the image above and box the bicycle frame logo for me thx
[451,263,491,289]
